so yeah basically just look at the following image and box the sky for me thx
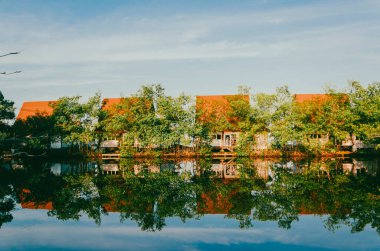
[0,0,380,112]
[1,209,379,250]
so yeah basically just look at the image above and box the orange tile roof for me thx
[196,95,250,130]
[196,95,250,113]
[197,193,233,214]
[17,101,56,120]
[102,98,124,111]
[21,201,53,210]
[102,97,154,119]
[294,94,330,103]
[196,94,250,103]
[294,93,349,105]
[19,189,53,210]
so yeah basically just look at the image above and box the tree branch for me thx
[0,52,21,58]
[0,71,22,75]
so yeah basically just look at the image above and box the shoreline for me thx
[2,149,378,161]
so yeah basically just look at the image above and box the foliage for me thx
[235,132,254,156]
[251,162,380,232]
[349,81,380,147]
[13,114,57,153]
[0,91,15,151]
[52,93,102,153]
[48,175,105,225]
[1,157,379,233]
[0,168,15,228]
[6,81,380,155]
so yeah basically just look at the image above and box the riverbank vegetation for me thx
[1,81,379,157]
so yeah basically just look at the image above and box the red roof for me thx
[196,95,250,130]
[21,201,53,210]
[196,95,250,114]
[196,94,249,103]
[17,101,56,120]
[102,98,124,111]
[102,97,154,118]
[294,93,349,105]
[294,94,330,103]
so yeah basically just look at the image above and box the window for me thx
[213,134,222,140]
[310,134,321,139]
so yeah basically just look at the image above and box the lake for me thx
[0,157,379,250]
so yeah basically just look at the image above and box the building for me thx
[196,95,250,151]
[293,94,332,146]
[293,94,331,103]
[16,100,66,149]
[295,94,378,151]
[17,101,56,120]
[100,97,154,149]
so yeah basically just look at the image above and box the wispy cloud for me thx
[1,0,378,64]
[1,210,379,251]
[0,0,379,110]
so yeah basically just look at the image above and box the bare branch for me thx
[0,51,21,58]
[0,71,22,75]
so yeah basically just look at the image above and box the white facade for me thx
[211,131,240,147]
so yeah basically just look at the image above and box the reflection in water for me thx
[0,157,379,236]
[0,168,15,228]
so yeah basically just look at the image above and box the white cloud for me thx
[0,0,379,111]
[0,210,379,251]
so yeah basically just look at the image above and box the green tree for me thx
[0,91,15,151]
[155,93,193,151]
[13,114,57,154]
[0,168,16,228]
[349,81,380,148]
[252,86,294,150]
[125,84,161,150]
[116,84,196,153]
[48,175,105,225]
[52,93,102,154]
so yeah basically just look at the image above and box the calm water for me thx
[0,157,379,250]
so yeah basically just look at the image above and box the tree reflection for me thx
[0,158,378,233]
[0,167,15,228]
[47,175,106,225]
[107,171,200,231]
[250,162,380,233]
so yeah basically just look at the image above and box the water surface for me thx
[0,157,379,250]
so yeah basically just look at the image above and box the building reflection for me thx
[44,157,379,178]
[50,162,98,176]
[101,163,120,175]
[3,157,377,233]
[209,159,240,179]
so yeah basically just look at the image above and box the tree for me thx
[349,81,380,147]
[252,86,294,149]
[52,93,102,154]
[114,84,196,152]
[13,114,57,153]
[0,168,16,229]
[0,91,15,151]
[124,84,161,150]
[0,91,15,123]
[155,93,193,150]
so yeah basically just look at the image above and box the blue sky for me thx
[0,0,380,112]
[1,209,379,250]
